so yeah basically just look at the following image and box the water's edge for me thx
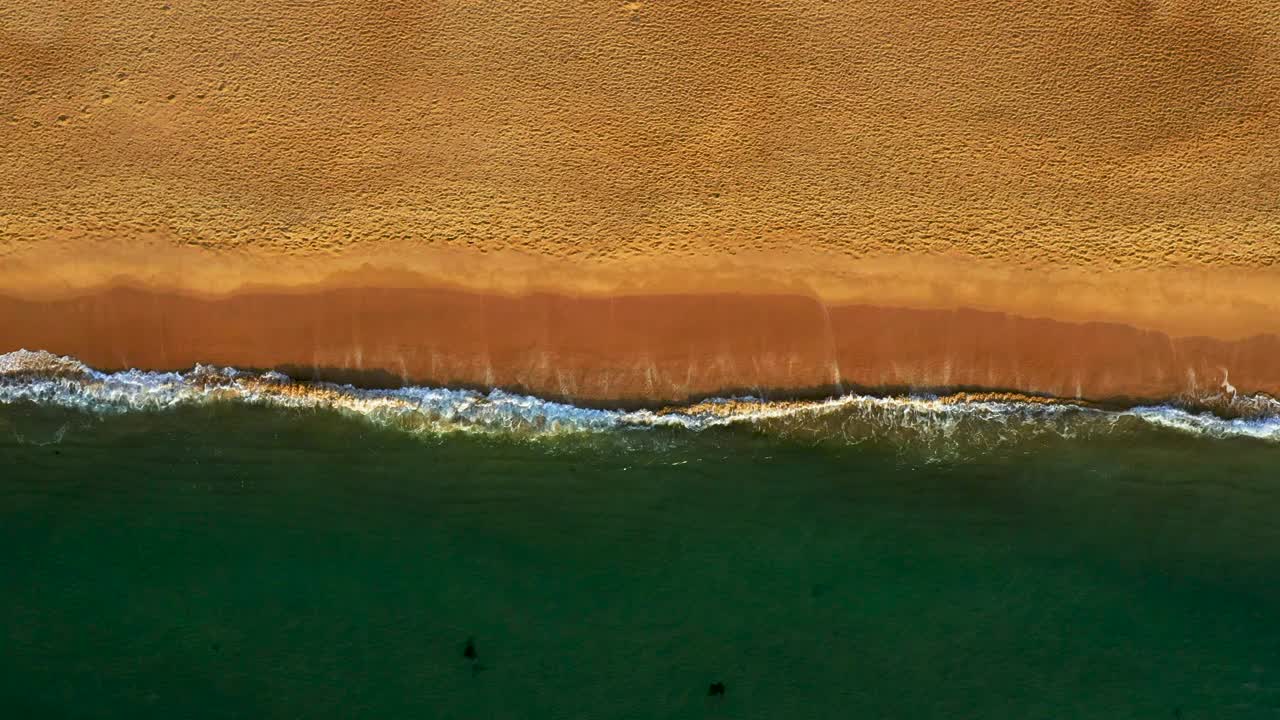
[3,349,1279,453]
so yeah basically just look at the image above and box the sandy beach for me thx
[3,1,1278,405]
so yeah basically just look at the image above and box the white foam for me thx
[1127,405,1280,441]
[2,350,1278,448]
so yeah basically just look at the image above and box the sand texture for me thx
[2,1,1279,403]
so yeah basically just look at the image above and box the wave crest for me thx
[2,350,1279,452]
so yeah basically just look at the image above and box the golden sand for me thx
[2,1,1278,403]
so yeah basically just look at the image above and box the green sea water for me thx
[3,402,1280,719]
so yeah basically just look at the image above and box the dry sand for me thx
[2,1,1278,404]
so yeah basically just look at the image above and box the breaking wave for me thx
[2,350,1279,455]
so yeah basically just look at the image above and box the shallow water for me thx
[3,394,1280,718]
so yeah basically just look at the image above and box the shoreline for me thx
[3,282,1278,408]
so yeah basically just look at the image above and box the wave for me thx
[2,350,1279,453]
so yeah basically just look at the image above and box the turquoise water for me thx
[3,389,1280,718]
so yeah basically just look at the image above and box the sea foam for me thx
[2,350,1278,451]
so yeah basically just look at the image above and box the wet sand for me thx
[3,285,1276,406]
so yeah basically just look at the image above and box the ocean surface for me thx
[3,350,1280,718]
